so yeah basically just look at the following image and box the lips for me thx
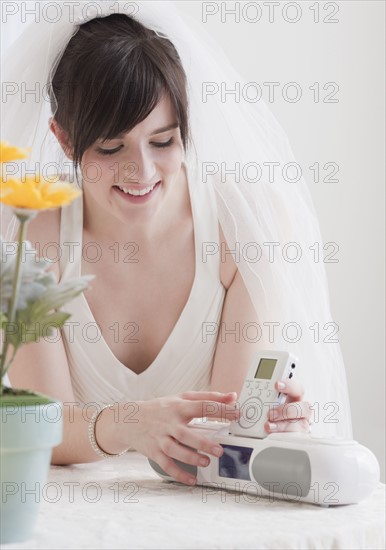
[112,181,161,202]
[113,180,160,194]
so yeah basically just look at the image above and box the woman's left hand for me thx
[265,379,312,434]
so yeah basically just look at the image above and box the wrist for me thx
[91,403,133,457]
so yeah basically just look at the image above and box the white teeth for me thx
[117,183,158,196]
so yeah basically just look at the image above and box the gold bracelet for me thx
[88,404,130,459]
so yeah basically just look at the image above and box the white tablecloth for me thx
[3,452,385,550]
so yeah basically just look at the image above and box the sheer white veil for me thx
[1,1,353,439]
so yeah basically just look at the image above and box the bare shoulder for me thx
[218,222,238,290]
[25,208,62,278]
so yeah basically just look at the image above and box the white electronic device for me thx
[230,350,297,438]
[149,422,380,506]
[148,350,380,506]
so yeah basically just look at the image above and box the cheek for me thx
[81,153,116,186]
[161,145,184,174]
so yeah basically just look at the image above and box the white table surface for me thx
[3,451,385,550]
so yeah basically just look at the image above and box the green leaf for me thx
[0,311,8,325]
[29,276,94,319]
[8,310,72,345]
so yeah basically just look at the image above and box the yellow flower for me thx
[0,141,31,164]
[0,175,81,210]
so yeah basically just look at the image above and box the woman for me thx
[1,2,351,487]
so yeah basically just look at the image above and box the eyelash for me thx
[96,137,174,156]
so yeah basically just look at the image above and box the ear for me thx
[49,117,74,160]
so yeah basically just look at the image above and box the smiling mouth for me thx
[113,181,161,196]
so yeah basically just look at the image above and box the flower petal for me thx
[0,141,31,164]
[1,175,82,210]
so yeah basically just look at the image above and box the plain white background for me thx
[178,0,385,480]
[2,1,385,480]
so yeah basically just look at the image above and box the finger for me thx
[188,399,241,422]
[265,417,310,434]
[153,451,198,486]
[179,391,237,402]
[161,436,211,469]
[275,379,304,401]
[267,401,312,422]
[172,424,224,459]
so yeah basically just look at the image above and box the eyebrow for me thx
[149,122,179,136]
[107,122,179,141]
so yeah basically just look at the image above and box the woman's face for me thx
[80,94,185,227]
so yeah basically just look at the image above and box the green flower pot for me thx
[0,390,63,544]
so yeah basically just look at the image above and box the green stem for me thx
[8,220,27,324]
[0,218,28,395]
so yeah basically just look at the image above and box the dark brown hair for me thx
[50,14,190,175]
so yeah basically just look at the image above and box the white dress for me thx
[58,161,226,405]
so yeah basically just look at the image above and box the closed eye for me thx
[96,137,174,156]
[151,137,174,148]
[96,145,123,156]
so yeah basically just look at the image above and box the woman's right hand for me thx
[128,391,240,486]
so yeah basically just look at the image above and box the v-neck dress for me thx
[58,160,226,405]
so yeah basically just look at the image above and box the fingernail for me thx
[199,457,209,467]
[227,392,237,398]
[268,422,277,431]
[277,382,285,389]
[188,477,196,485]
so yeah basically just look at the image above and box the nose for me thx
[121,147,157,185]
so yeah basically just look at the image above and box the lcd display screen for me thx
[218,444,254,480]
[254,358,277,380]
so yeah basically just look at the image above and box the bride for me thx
[1,2,351,487]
